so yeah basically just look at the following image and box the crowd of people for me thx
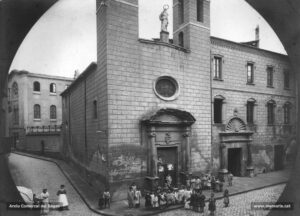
[96,172,234,215]
[142,185,227,215]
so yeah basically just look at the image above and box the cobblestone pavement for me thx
[8,153,98,216]
[8,153,287,216]
[158,184,286,216]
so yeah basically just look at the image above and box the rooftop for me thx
[9,70,74,82]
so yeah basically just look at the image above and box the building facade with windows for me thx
[210,37,296,176]
[7,70,73,153]
[61,0,296,200]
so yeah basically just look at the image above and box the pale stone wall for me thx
[7,71,72,151]
[211,38,296,172]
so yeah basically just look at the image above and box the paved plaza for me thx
[7,152,290,216]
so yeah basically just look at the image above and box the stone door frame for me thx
[219,116,254,178]
[141,108,196,189]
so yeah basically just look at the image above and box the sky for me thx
[9,0,286,78]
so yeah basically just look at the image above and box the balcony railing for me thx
[26,125,62,135]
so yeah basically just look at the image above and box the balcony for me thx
[26,125,62,135]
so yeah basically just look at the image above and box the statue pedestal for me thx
[160,31,169,43]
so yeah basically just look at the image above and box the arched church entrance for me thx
[141,108,195,191]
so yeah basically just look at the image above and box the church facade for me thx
[61,0,296,200]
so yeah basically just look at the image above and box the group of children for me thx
[186,174,225,192]
[144,187,182,210]
[98,173,233,214]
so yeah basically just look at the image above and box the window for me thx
[13,105,19,125]
[247,63,254,84]
[50,83,56,93]
[246,99,256,124]
[33,81,40,92]
[213,56,222,80]
[197,0,204,22]
[154,76,180,101]
[34,104,41,119]
[178,32,184,47]
[267,66,274,87]
[93,100,98,119]
[267,100,276,125]
[284,71,290,89]
[50,105,56,120]
[214,97,224,123]
[283,103,291,124]
[178,0,184,24]
[12,82,18,98]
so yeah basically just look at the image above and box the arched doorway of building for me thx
[141,108,196,190]
[219,115,254,178]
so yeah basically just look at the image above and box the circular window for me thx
[154,76,180,101]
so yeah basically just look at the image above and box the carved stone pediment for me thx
[141,108,196,126]
[226,117,246,132]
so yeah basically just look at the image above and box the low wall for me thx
[24,133,62,154]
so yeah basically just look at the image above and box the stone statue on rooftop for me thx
[159,5,169,32]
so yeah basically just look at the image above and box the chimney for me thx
[255,25,259,47]
[74,70,80,79]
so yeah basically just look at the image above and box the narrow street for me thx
[8,153,98,216]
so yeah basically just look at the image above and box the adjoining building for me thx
[61,0,296,200]
[7,70,73,156]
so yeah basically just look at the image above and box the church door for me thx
[157,147,177,187]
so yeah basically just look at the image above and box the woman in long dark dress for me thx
[145,192,151,209]
[98,191,104,209]
[127,186,134,208]
[223,189,229,207]
[208,192,216,216]
[199,190,206,213]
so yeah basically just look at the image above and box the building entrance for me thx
[274,145,284,170]
[157,147,177,187]
[228,148,242,176]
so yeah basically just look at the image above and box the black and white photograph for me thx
[1,0,300,215]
